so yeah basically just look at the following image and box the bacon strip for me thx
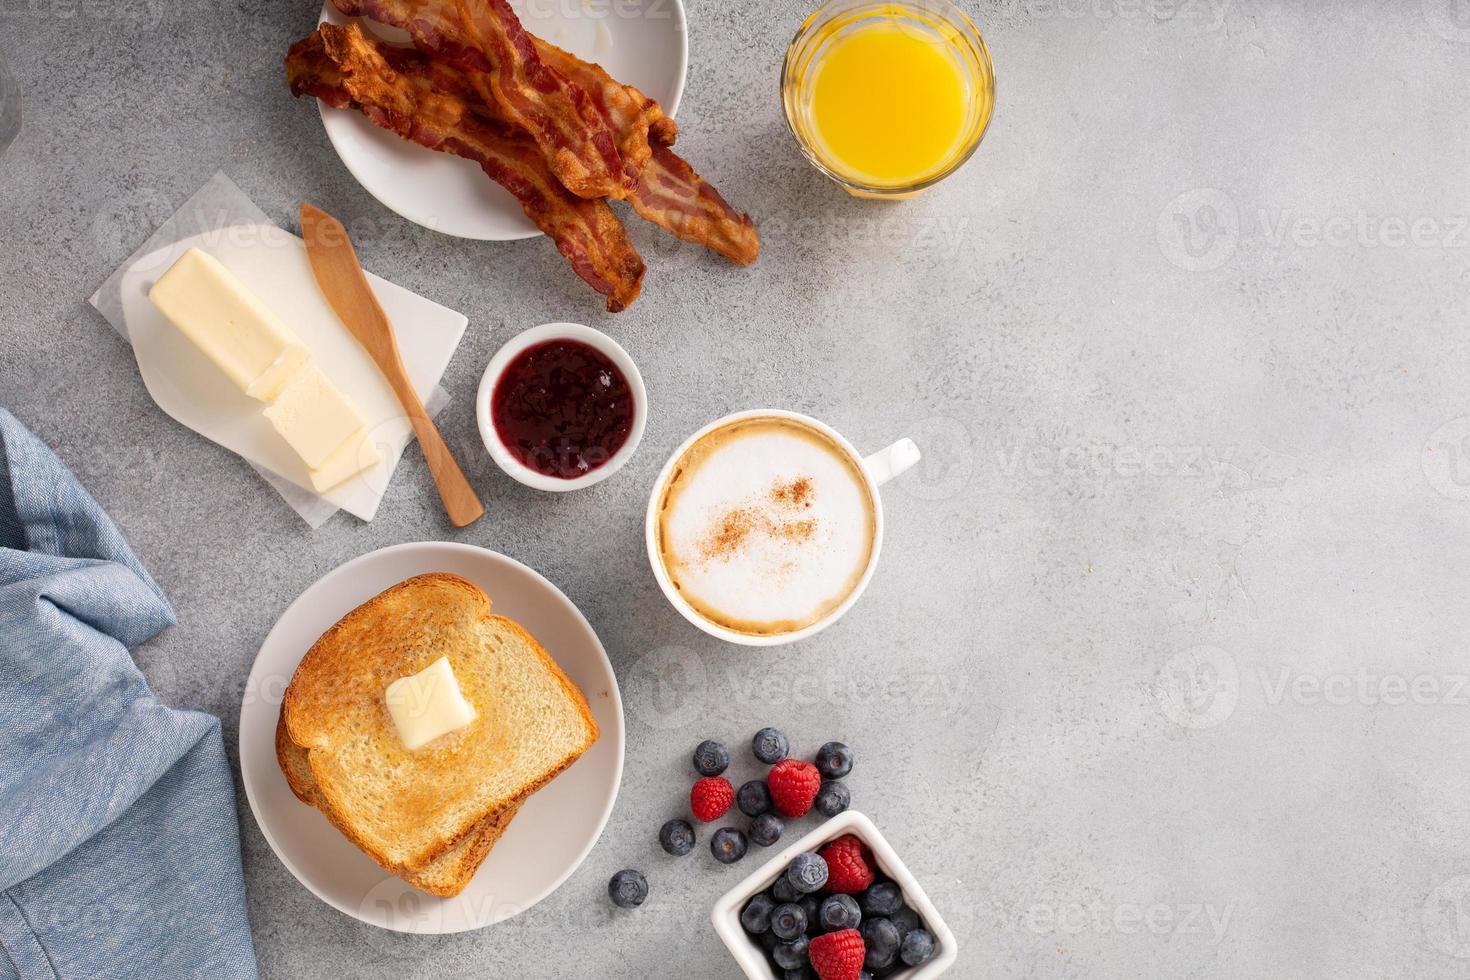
[329,3,759,264]
[332,0,676,164]
[287,25,644,311]
[327,0,629,199]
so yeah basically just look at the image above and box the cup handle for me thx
[863,438,922,487]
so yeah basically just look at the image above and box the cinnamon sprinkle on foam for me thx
[695,477,820,563]
[771,477,814,508]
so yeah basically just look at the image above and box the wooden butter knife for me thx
[300,203,484,527]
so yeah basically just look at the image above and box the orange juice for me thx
[783,1,995,197]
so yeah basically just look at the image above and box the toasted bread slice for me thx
[275,711,521,896]
[281,573,599,874]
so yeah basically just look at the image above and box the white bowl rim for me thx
[643,409,887,646]
[476,322,648,492]
[709,810,959,979]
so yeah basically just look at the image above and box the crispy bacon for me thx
[327,0,632,199]
[631,145,758,265]
[287,25,644,311]
[332,0,676,162]
[326,6,758,264]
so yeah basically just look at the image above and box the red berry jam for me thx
[491,338,634,479]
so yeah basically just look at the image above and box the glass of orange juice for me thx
[781,0,995,199]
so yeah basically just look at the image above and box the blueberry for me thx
[862,916,900,956]
[815,741,853,779]
[759,929,782,953]
[750,813,785,847]
[889,905,921,939]
[742,892,777,934]
[753,727,790,764]
[786,852,829,894]
[864,942,896,971]
[859,973,875,980]
[711,827,748,864]
[820,894,862,931]
[799,894,822,932]
[900,927,936,966]
[860,881,903,917]
[784,969,816,980]
[607,869,647,908]
[694,739,730,776]
[738,779,772,816]
[814,780,850,817]
[770,902,808,941]
[772,873,800,903]
[772,934,810,970]
[658,818,695,856]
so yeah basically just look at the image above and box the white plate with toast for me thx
[239,541,624,933]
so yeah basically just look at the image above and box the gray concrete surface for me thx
[5,0,1470,977]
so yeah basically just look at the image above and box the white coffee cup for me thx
[644,409,921,646]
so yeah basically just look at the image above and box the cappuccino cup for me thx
[645,410,920,646]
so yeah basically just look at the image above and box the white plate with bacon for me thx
[314,0,686,241]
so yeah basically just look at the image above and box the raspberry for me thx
[808,928,866,980]
[690,776,734,822]
[819,834,875,894]
[767,759,821,818]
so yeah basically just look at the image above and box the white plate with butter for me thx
[317,0,687,240]
[119,223,466,522]
[238,541,625,933]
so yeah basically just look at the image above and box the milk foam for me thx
[660,420,875,633]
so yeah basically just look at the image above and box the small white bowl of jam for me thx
[475,322,647,492]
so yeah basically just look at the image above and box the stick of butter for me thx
[149,248,311,401]
[148,248,381,493]
[263,364,367,470]
[385,656,478,751]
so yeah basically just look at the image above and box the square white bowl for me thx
[710,811,958,979]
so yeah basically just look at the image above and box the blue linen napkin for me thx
[0,408,258,980]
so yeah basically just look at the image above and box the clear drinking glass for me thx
[0,50,19,157]
[781,0,995,200]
